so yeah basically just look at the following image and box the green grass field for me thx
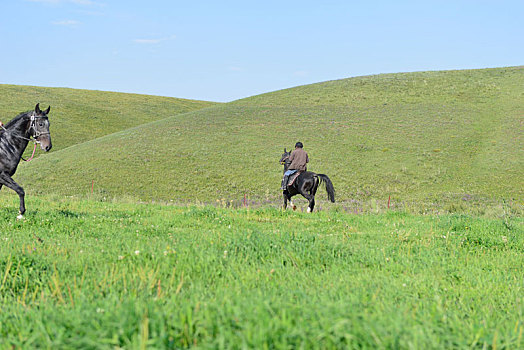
[10,67,523,213]
[0,67,522,348]
[0,196,522,349]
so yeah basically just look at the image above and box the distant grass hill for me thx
[0,85,218,154]
[10,67,524,213]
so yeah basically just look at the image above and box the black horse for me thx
[0,104,52,219]
[279,148,335,212]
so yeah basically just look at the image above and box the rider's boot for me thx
[281,175,289,190]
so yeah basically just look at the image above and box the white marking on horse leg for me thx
[307,207,311,213]
[17,214,24,220]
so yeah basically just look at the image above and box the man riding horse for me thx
[279,143,335,212]
[281,141,308,190]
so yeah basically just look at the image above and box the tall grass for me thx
[0,195,522,348]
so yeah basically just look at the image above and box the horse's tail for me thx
[316,174,335,203]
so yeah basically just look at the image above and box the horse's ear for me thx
[284,148,287,153]
[35,103,41,114]
[44,106,51,115]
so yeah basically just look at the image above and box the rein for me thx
[22,143,37,162]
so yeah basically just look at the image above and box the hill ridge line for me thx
[30,104,224,157]
[0,83,221,104]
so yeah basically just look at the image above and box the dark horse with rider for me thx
[280,142,335,212]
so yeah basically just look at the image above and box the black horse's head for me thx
[30,103,52,152]
[280,148,292,169]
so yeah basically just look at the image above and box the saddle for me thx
[287,171,302,187]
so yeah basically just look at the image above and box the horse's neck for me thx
[3,117,30,151]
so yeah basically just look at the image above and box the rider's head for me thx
[295,142,303,149]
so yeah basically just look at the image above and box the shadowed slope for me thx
[14,67,524,211]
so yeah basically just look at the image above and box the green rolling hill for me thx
[6,67,523,213]
[0,84,218,154]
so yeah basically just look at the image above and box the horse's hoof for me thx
[292,205,297,211]
[17,214,25,220]
[307,207,311,213]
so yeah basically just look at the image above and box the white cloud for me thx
[52,19,81,26]
[27,0,100,5]
[27,0,61,3]
[70,0,96,4]
[133,35,176,45]
[134,38,163,44]
[228,66,245,72]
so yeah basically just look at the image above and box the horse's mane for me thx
[0,111,30,138]
[4,111,31,129]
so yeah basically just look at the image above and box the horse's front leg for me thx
[282,192,288,210]
[289,196,297,211]
[283,191,297,211]
[0,172,26,219]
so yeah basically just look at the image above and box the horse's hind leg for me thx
[0,172,26,219]
[308,197,315,213]
[299,191,315,213]
[299,181,317,213]
[303,195,315,213]
[308,187,317,212]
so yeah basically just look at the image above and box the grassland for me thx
[0,195,522,349]
[0,69,523,348]
[0,84,218,154]
[9,67,523,213]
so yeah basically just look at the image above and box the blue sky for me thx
[1,0,522,102]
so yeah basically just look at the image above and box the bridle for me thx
[0,113,50,162]
[1,113,49,144]
[280,154,290,165]
[27,114,50,142]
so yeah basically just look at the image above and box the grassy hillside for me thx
[0,84,218,154]
[0,196,522,348]
[12,67,524,212]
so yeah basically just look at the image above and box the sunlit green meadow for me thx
[14,67,524,212]
[0,195,522,349]
[1,67,522,348]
